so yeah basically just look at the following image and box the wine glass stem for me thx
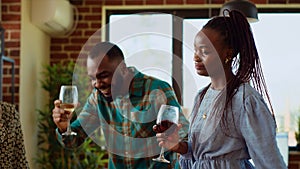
[159,147,166,159]
[66,113,72,133]
[67,119,71,133]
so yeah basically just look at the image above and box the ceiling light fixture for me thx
[220,0,259,23]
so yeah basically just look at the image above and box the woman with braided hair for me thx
[155,10,286,169]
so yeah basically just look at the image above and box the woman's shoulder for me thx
[231,83,267,109]
[236,83,262,99]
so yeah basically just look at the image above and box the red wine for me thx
[155,120,177,136]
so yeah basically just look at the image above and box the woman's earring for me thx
[225,58,231,64]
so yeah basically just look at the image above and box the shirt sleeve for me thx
[0,102,29,168]
[179,141,194,169]
[240,93,287,169]
[56,90,101,148]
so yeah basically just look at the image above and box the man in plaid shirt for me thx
[52,42,189,169]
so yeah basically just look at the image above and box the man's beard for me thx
[96,88,113,102]
[111,73,126,100]
[104,95,113,102]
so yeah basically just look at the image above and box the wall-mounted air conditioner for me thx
[31,0,77,37]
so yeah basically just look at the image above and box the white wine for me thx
[60,103,75,112]
[59,85,78,136]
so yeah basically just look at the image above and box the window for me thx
[109,14,173,85]
[252,13,300,146]
[106,7,300,148]
[106,8,220,103]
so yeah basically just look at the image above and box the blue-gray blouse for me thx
[180,83,287,169]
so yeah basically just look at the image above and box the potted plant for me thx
[35,61,108,169]
[295,116,300,150]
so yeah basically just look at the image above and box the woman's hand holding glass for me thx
[152,104,180,163]
[154,123,183,153]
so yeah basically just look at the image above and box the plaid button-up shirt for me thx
[57,67,189,169]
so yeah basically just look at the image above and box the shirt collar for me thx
[128,67,145,97]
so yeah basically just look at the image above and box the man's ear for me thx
[119,62,127,75]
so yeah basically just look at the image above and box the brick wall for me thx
[49,0,300,64]
[1,0,21,106]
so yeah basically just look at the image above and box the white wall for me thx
[20,0,50,168]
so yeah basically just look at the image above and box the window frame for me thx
[103,5,300,104]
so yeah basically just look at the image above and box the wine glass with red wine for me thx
[59,85,78,136]
[153,104,179,163]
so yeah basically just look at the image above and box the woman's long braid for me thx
[227,10,274,117]
[201,10,275,135]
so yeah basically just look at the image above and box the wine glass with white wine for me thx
[153,104,179,163]
[59,85,78,136]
